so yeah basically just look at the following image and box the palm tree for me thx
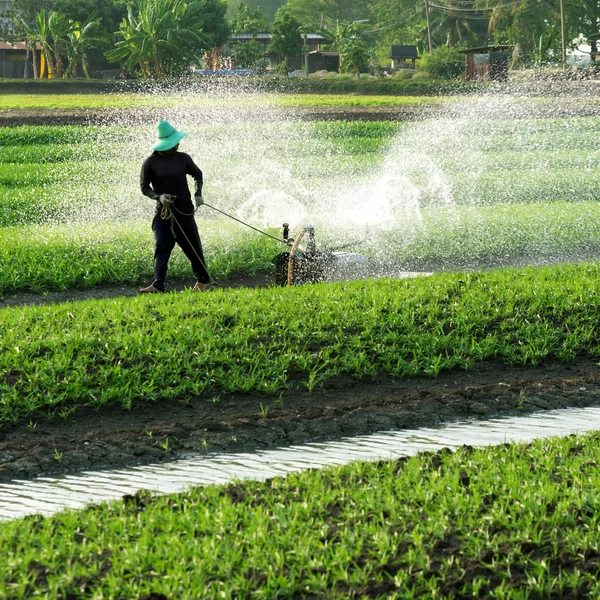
[20,20,40,79]
[31,9,56,78]
[47,11,75,78]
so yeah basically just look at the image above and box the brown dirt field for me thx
[2,100,600,128]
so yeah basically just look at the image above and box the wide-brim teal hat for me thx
[152,120,189,151]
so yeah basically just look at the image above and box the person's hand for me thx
[159,193,176,207]
[195,194,204,208]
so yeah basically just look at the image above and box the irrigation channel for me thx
[2,406,599,521]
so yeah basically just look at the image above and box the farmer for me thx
[139,120,210,293]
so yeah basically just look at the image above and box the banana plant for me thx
[105,0,208,79]
[65,12,106,78]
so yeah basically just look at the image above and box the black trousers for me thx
[152,214,210,290]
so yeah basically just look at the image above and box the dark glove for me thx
[159,193,176,207]
[195,194,204,208]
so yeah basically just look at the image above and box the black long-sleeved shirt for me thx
[140,151,203,215]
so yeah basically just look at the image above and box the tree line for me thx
[0,0,597,79]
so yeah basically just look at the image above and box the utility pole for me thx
[559,0,566,67]
[424,0,433,54]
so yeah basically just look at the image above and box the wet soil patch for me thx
[1,357,599,481]
[0,273,275,308]
[3,101,600,128]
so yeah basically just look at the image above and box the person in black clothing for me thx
[139,120,210,293]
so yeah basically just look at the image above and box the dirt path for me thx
[1,358,599,481]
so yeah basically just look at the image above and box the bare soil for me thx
[1,357,599,481]
[3,100,600,128]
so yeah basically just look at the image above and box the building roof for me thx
[0,41,41,50]
[458,44,512,53]
[308,50,339,56]
[389,45,419,59]
[229,33,332,44]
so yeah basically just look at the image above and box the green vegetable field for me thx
[2,89,600,598]
[2,432,600,598]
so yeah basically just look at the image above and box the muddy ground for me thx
[1,356,599,481]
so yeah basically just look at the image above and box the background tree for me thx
[226,0,285,23]
[65,12,107,77]
[52,0,128,72]
[0,0,54,77]
[230,2,270,68]
[419,44,464,77]
[270,9,302,71]
[341,22,370,77]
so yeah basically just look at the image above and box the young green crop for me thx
[1,262,600,424]
[0,222,279,293]
[2,432,600,598]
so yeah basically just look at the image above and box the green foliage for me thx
[51,0,127,69]
[105,0,228,78]
[2,262,600,422]
[419,44,464,79]
[232,41,267,69]
[340,22,370,77]
[4,433,600,597]
[270,9,303,68]
[229,1,270,68]
[230,1,269,33]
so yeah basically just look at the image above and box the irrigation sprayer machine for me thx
[201,202,370,286]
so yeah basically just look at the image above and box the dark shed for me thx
[0,42,42,78]
[389,45,419,70]
[458,44,512,81]
[307,51,339,73]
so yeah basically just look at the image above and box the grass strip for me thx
[2,200,600,295]
[0,222,279,294]
[1,262,600,424]
[0,93,447,110]
[2,432,600,597]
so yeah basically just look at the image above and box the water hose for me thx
[163,205,210,277]
[287,225,312,287]
[203,202,291,246]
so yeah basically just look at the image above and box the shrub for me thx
[419,46,465,79]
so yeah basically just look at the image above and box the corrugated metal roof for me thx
[0,41,42,50]
[389,45,419,59]
[458,44,512,53]
[229,33,331,44]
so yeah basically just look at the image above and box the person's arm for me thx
[186,155,203,197]
[140,157,159,200]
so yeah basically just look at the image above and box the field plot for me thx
[1,106,600,294]
[2,90,600,597]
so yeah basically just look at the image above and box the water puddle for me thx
[2,406,600,521]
